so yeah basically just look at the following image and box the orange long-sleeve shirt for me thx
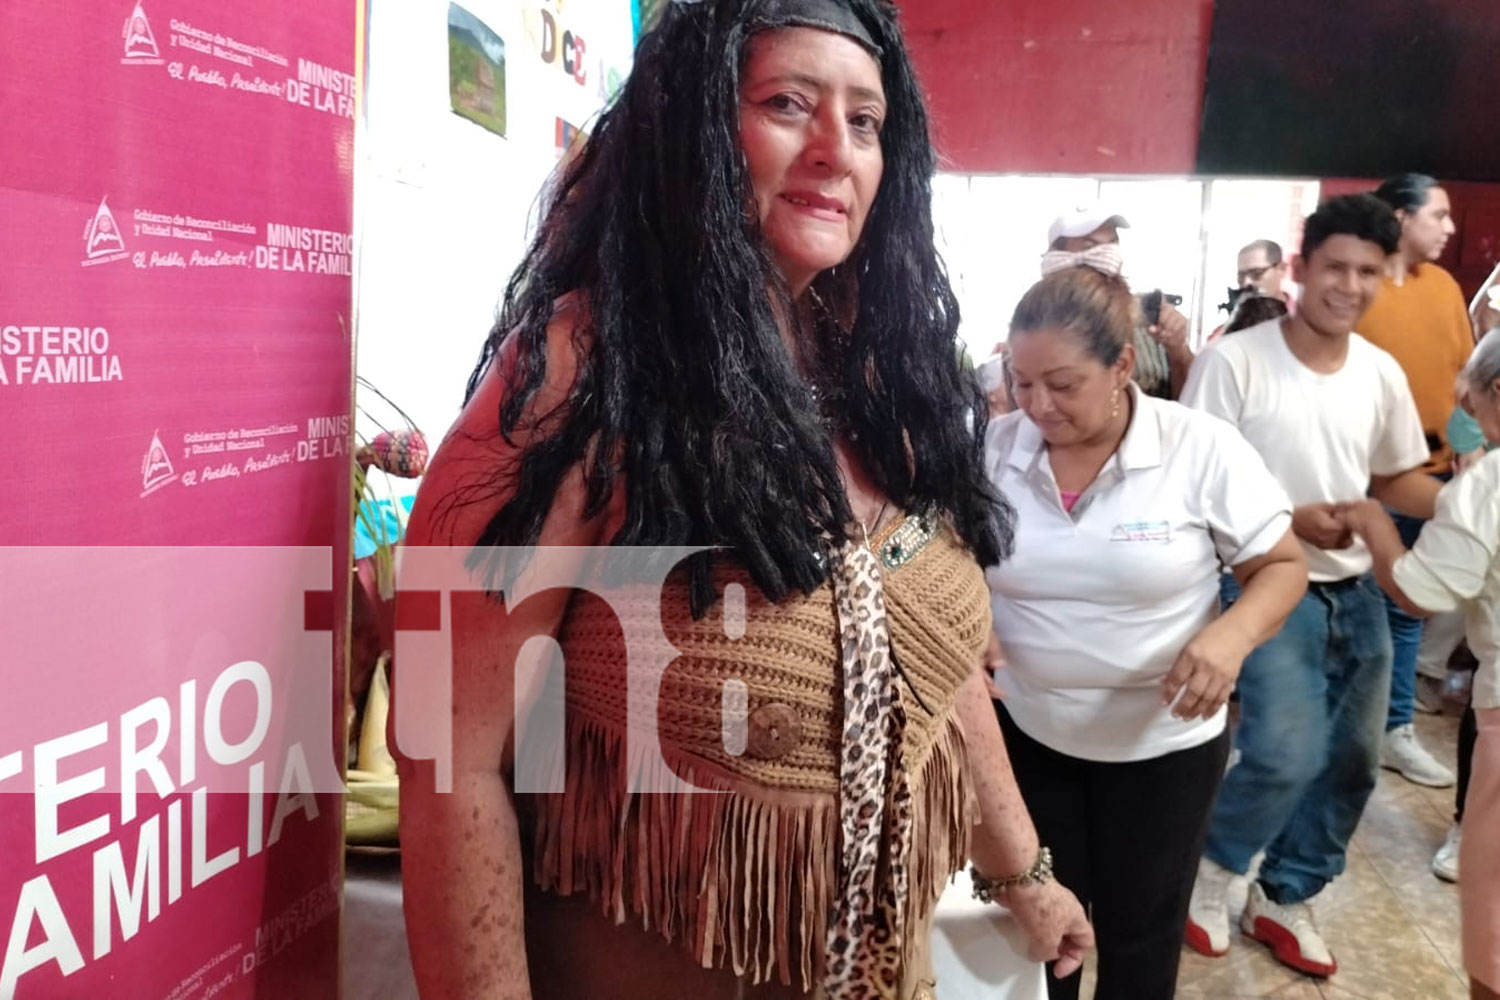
[1357,263,1473,474]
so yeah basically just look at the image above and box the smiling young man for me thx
[1179,194,1441,978]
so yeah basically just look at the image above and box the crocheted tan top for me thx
[518,517,991,997]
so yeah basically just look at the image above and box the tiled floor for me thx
[346,713,1469,1000]
[1146,710,1467,999]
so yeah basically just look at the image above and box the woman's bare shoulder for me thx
[406,300,594,548]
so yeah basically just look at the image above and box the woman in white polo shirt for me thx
[985,264,1308,1000]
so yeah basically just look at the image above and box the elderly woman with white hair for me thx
[1343,328,1500,1000]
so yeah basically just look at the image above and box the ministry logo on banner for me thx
[83,198,129,266]
[122,2,163,64]
[141,431,178,497]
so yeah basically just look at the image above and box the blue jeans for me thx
[1385,510,1429,730]
[1204,574,1393,904]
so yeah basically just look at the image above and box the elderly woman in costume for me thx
[396,1,1091,998]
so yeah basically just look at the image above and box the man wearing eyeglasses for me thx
[1237,240,1294,304]
[1208,240,1297,343]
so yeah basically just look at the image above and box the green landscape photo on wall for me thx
[633,0,669,41]
[448,3,506,137]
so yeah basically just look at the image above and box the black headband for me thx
[746,0,882,59]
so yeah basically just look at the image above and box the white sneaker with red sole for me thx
[1184,856,1240,957]
[1240,881,1337,977]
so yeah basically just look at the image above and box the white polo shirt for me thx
[1393,450,1500,711]
[984,386,1292,762]
[1181,319,1429,582]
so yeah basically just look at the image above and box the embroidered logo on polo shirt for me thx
[1110,520,1172,543]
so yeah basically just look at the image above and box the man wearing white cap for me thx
[1045,204,1132,253]
[1043,204,1194,398]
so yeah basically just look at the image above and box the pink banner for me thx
[1,1,354,997]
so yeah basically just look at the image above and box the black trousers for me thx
[1459,702,1477,823]
[996,701,1231,1000]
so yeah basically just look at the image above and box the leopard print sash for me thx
[822,536,915,999]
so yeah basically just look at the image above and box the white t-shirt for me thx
[984,387,1292,762]
[1181,319,1429,582]
[1393,450,1500,710]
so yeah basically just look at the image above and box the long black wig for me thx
[463,0,1013,614]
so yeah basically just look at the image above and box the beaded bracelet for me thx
[969,847,1055,903]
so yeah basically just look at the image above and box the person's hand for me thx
[1336,498,1392,541]
[1148,301,1190,352]
[1292,503,1352,550]
[1161,616,1255,720]
[1002,879,1095,978]
[982,630,1007,699]
[1475,299,1499,338]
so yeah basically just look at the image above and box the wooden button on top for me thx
[746,703,802,760]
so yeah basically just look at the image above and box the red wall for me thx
[902,0,1215,175]
[901,2,1500,300]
